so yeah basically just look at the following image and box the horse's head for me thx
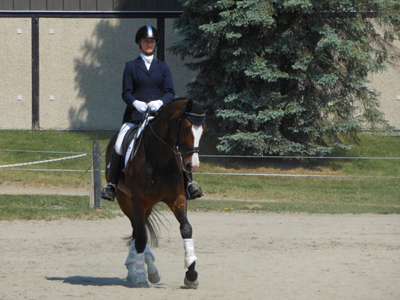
[179,99,206,172]
[149,98,206,173]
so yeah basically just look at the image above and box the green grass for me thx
[0,130,399,218]
[186,199,400,214]
[0,130,115,187]
[197,175,399,203]
[0,194,120,220]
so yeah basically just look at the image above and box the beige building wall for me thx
[39,18,156,130]
[368,38,400,129]
[0,17,194,131]
[0,17,398,130]
[38,18,195,130]
[0,18,32,129]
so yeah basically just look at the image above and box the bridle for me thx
[147,102,205,172]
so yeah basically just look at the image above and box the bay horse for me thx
[104,98,206,288]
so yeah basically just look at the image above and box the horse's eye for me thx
[182,126,192,135]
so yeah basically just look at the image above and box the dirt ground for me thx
[0,211,399,300]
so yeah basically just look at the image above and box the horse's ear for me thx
[186,99,193,112]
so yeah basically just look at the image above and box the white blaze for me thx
[191,125,203,170]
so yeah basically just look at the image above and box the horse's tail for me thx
[127,205,166,248]
[146,208,162,247]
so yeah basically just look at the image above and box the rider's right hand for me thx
[133,100,148,113]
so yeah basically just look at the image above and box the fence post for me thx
[92,140,102,209]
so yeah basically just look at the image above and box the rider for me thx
[100,25,203,202]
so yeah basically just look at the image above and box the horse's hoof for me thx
[135,280,150,288]
[126,275,137,285]
[183,277,199,289]
[148,271,161,284]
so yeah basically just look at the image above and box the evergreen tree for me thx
[171,0,400,155]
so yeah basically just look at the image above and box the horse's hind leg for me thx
[144,244,160,283]
[117,192,159,286]
[125,240,138,284]
[125,240,160,284]
[115,191,139,285]
[170,199,199,289]
[129,198,152,288]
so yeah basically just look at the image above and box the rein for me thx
[147,118,180,155]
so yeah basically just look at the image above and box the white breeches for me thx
[115,117,154,166]
[114,123,136,155]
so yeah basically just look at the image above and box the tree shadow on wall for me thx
[71,19,141,130]
[71,2,185,131]
[71,22,190,131]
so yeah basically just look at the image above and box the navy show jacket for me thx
[122,56,175,123]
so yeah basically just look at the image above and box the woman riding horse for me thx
[101,25,203,202]
[104,98,205,288]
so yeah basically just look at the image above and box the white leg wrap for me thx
[135,253,147,285]
[125,241,137,282]
[135,253,146,273]
[144,245,157,276]
[184,238,197,269]
[144,244,155,261]
[125,240,137,267]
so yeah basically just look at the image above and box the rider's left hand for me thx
[147,100,163,112]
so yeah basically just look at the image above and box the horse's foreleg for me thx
[172,201,199,289]
[183,238,199,288]
[130,200,150,288]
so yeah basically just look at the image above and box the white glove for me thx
[147,100,163,112]
[133,100,148,113]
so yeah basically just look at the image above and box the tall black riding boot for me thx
[100,151,123,202]
[184,171,203,200]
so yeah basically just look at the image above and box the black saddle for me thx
[121,125,139,157]
[120,113,157,160]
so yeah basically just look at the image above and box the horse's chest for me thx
[141,160,180,182]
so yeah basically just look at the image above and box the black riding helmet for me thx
[135,25,158,44]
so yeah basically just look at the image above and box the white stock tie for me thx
[144,57,152,70]
[140,54,153,70]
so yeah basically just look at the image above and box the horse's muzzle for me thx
[191,153,200,170]
[185,160,199,173]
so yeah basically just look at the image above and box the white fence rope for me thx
[0,149,87,155]
[2,149,399,160]
[196,172,400,179]
[0,153,89,169]
[1,149,399,179]
[3,168,96,172]
[200,155,400,160]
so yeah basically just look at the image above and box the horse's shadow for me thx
[46,276,165,288]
